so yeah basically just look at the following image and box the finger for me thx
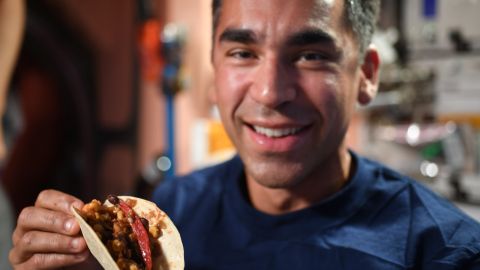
[13,207,81,245]
[10,231,87,264]
[11,250,90,270]
[35,189,84,214]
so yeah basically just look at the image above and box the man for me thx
[9,0,480,269]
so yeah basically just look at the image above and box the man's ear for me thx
[357,44,380,105]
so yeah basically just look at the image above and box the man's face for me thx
[212,0,377,188]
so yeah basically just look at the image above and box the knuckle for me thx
[40,209,63,230]
[8,247,20,265]
[12,227,20,245]
[31,253,48,268]
[30,253,78,270]
[52,213,69,231]
[20,231,35,247]
[44,211,58,227]
[49,233,63,247]
[17,207,34,225]
[36,189,52,204]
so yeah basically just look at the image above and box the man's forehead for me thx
[221,0,338,6]
[221,0,339,10]
[218,0,342,27]
[216,0,344,42]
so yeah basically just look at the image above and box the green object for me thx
[421,142,442,159]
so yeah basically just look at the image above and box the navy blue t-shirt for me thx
[152,152,480,269]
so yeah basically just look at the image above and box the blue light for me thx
[423,0,437,19]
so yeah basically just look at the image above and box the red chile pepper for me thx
[108,195,152,270]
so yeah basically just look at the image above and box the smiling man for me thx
[210,0,378,215]
[9,0,480,269]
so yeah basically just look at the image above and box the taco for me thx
[71,195,184,270]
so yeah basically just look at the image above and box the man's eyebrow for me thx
[218,28,257,44]
[287,29,336,47]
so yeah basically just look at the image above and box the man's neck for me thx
[245,151,353,215]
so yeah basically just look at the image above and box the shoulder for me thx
[355,154,480,267]
[409,183,480,268]
[360,154,480,233]
[407,179,480,261]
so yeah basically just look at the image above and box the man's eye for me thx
[298,52,329,62]
[228,50,255,59]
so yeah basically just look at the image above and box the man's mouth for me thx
[244,122,312,153]
[252,125,304,138]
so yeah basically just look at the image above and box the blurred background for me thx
[1,0,480,268]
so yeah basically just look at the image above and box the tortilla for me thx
[71,196,184,270]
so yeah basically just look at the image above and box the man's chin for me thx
[255,179,301,189]
[245,160,306,189]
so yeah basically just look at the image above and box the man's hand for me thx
[9,189,92,269]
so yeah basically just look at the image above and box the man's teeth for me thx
[253,126,302,138]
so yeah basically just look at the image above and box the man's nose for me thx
[249,57,296,108]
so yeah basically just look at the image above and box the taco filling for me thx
[77,195,164,270]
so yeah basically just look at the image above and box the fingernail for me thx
[71,238,81,249]
[64,218,74,231]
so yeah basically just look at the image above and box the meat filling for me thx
[79,199,162,270]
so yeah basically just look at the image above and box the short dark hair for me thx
[212,0,380,55]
